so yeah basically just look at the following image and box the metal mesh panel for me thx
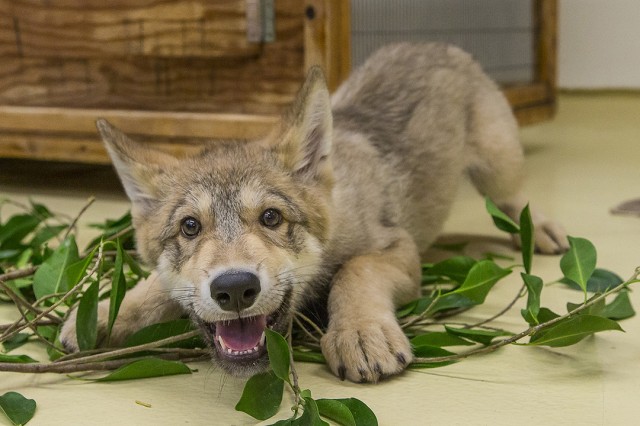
[351,0,534,83]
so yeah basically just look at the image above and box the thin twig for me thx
[82,225,134,257]
[0,281,62,324]
[0,354,209,374]
[287,319,302,416]
[0,244,104,342]
[62,196,96,241]
[293,311,325,337]
[412,269,640,365]
[50,331,201,367]
[0,266,38,283]
[293,316,321,343]
[466,284,526,329]
[0,321,57,333]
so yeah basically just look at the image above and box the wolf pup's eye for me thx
[180,217,201,238]
[260,208,282,228]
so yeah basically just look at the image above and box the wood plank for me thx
[513,103,555,126]
[0,0,305,115]
[303,0,351,91]
[503,83,552,108]
[532,0,557,117]
[0,106,277,139]
[0,131,209,164]
[0,0,260,59]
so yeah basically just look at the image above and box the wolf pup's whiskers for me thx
[61,42,568,383]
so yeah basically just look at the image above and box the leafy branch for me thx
[0,197,638,426]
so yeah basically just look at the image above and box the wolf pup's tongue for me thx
[215,315,267,354]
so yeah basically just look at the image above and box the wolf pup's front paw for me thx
[59,301,112,352]
[320,313,412,383]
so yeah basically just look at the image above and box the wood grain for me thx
[0,0,260,59]
[303,0,350,91]
[0,106,277,139]
[0,0,305,115]
[0,1,559,164]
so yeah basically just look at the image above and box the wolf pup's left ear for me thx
[96,119,176,215]
[276,66,333,182]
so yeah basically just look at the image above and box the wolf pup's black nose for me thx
[210,271,261,312]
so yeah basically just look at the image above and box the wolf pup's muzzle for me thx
[206,271,269,361]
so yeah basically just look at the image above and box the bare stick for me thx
[467,284,526,329]
[0,354,208,374]
[50,331,201,367]
[62,196,96,241]
[0,281,61,324]
[286,319,302,416]
[0,266,38,282]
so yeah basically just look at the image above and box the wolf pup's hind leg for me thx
[465,79,569,254]
[321,228,421,383]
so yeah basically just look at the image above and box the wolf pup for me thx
[61,43,568,383]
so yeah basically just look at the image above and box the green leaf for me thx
[601,290,635,320]
[0,354,38,364]
[325,399,378,426]
[521,273,543,324]
[85,212,133,251]
[63,250,97,295]
[122,249,149,279]
[29,201,53,219]
[107,240,126,340]
[485,198,519,234]
[265,328,290,383]
[29,225,67,248]
[519,205,534,274]
[430,293,476,313]
[429,256,477,284]
[446,260,511,304]
[32,236,80,300]
[0,215,40,249]
[76,281,99,351]
[567,294,605,316]
[561,268,624,293]
[94,358,192,382]
[410,345,457,368]
[444,326,512,346]
[410,332,474,347]
[315,399,356,426]
[413,345,456,357]
[235,370,284,421]
[0,392,37,426]
[537,307,561,323]
[292,349,326,364]
[0,250,22,261]
[399,296,439,316]
[529,315,623,347]
[124,319,202,349]
[560,237,597,295]
[295,397,328,426]
[2,334,30,353]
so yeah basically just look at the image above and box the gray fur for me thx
[61,43,568,382]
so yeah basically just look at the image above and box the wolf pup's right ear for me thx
[274,66,333,184]
[96,119,176,215]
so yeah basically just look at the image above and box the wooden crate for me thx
[503,0,558,126]
[0,0,554,164]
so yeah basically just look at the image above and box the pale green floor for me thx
[1,93,639,425]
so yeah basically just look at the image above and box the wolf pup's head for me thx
[97,68,333,376]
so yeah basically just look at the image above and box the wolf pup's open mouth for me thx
[213,315,269,360]
[198,311,281,365]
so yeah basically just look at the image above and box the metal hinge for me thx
[246,0,275,43]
